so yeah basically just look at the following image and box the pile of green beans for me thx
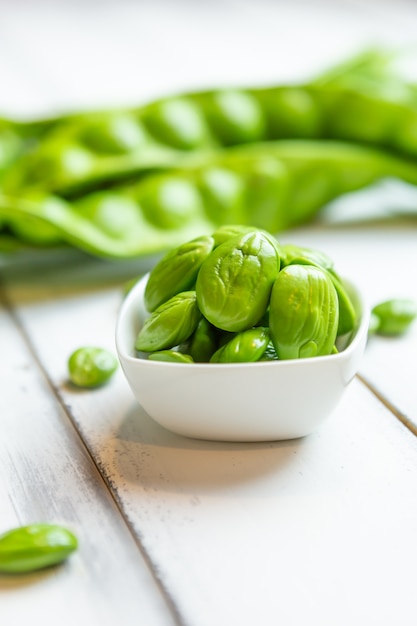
[135,226,357,363]
[0,49,416,259]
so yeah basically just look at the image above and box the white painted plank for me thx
[97,381,417,626]
[1,3,417,625]
[0,295,177,626]
[2,228,417,625]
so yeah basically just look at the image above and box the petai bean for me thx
[210,327,270,363]
[370,298,417,336]
[144,234,215,311]
[0,523,78,574]
[136,291,201,352]
[281,243,356,335]
[196,231,280,332]
[68,346,118,387]
[269,264,339,359]
[187,317,219,362]
[135,226,355,363]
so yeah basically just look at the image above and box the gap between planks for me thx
[357,372,417,437]
[0,277,186,626]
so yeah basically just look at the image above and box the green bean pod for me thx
[2,139,417,258]
[0,115,78,182]
[269,264,339,359]
[2,49,417,197]
[0,122,24,175]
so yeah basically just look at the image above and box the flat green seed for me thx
[281,245,355,336]
[329,273,357,336]
[371,298,417,335]
[196,230,280,332]
[136,291,201,352]
[210,327,270,363]
[68,346,118,388]
[147,350,194,363]
[187,317,219,362]
[269,264,339,359]
[211,224,256,247]
[281,243,335,271]
[144,235,215,311]
[0,524,78,574]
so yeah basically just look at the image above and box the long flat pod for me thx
[2,49,417,196]
[1,139,417,259]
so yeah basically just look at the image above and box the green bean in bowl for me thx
[115,226,369,441]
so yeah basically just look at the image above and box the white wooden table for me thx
[1,2,417,625]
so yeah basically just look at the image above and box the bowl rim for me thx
[116,272,370,370]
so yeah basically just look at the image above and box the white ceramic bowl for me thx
[116,274,370,442]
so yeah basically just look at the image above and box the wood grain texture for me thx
[1,2,417,624]
[2,222,417,625]
[0,290,177,626]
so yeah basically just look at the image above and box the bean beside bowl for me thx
[116,227,370,442]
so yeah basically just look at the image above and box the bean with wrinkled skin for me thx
[269,264,339,359]
[196,230,280,332]
[144,235,215,312]
[281,243,356,336]
[136,291,201,352]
